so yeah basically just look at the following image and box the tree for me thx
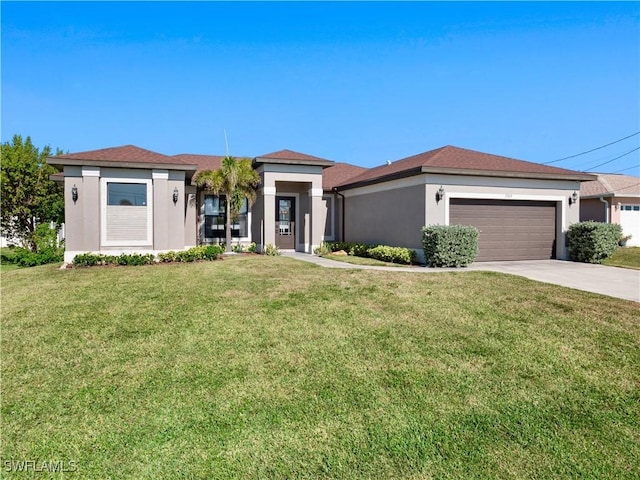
[1,135,64,251]
[195,156,260,252]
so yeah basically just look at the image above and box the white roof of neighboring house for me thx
[580,173,640,198]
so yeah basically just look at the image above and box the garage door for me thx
[619,204,640,247]
[450,199,557,261]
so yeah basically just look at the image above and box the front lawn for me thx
[602,246,640,269]
[2,256,638,479]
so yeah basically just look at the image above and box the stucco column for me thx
[82,166,100,253]
[152,169,169,250]
[309,185,324,253]
[262,185,276,250]
[184,185,197,248]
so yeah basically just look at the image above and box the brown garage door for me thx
[450,199,557,261]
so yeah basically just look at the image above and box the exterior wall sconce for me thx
[616,202,621,211]
[71,184,78,203]
[569,191,578,206]
[172,187,179,204]
[436,186,445,204]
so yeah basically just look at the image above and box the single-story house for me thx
[47,144,595,264]
[580,173,640,246]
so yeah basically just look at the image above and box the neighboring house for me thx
[580,173,640,246]
[47,144,594,263]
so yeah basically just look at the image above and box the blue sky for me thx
[2,1,639,174]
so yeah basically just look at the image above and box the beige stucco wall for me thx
[344,182,426,250]
[62,166,190,262]
[580,198,608,222]
[342,173,582,261]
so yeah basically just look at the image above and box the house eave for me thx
[47,157,197,178]
[581,193,640,199]
[336,167,595,191]
[253,156,334,168]
[419,166,597,182]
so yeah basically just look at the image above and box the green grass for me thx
[2,256,639,479]
[602,246,640,269]
[322,253,409,267]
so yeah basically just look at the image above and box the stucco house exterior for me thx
[48,144,594,264]
[580,173,640,246]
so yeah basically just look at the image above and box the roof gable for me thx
[257,149,331,163]
[54,145,178,164]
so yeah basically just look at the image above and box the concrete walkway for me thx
[281,252,640,303]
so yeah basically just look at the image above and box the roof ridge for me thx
[598,175,615,193]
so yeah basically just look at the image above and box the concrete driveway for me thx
[282,253,640,302]
[466,260,640,303]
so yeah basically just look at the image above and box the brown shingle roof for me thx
[322,162,367,190]
[172,154,224,175]
[581,174,640,198]
[258,149,332,163]
[53,145,183,164]
[338,145,593,188]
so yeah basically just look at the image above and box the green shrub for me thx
[116,254,155,266]
[568,221,623,264]
[0,247,18,264]
[264,244,281,256]
[247,242,257,253]
[314,242,333,256]
[327,242,373,257]
[422,225,479,267]
[72,253,103,267]
[232,243,244,254]
[368,245,417,265]
[201,244,224,260]
[158,251,178,263]
[12,224,64,267]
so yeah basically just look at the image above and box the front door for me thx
[275,196,295,249]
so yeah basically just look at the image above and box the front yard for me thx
[1,256,638,478]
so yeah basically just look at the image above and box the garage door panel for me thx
[450,199,557,261]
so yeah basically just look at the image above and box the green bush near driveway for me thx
[422,224,479,267]
[568,221,622,264]
[323,241,416,265]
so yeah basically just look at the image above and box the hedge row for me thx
[422,225,479,267]
[158,245,224,262]
[324,241,417,265]
[73,245,225,267]
[567,221,622,264]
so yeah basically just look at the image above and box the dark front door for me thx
[275,196,295,249]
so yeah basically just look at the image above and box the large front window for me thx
[101,179,152,246]
[107,183,147,206]
[204,195,248,240]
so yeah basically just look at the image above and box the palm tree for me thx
[195,156,260,253]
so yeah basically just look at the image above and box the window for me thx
[101,179,152,246]
[107,183,147,206]
[204,195,248,240]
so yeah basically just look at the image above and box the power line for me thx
[612,164,640,174]
[584,147,640,172]
[543,131,640,165]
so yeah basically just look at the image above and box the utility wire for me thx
[612,164,640,174]
[543,131,640,165]
[584,146,640,172]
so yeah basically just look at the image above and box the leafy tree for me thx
[1,135,64,250]
[195,156,260,252]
